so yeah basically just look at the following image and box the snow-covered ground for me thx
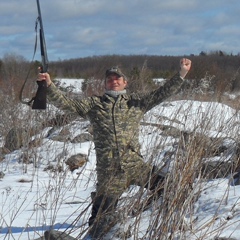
[55,78,84,93]
[1,79,240,239]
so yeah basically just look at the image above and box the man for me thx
[38,58,191,239]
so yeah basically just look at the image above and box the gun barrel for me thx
[36,0,49,73]
[32,0,49,109]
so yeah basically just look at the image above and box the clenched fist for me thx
[179,58,191,79]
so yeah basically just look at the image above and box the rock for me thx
[71,132,93,143]
[65,153,87,171]
[0,171,5,179]
[44,230,76,240]
[201,160,234,179]
[0,147,9,163]
[49,128,71,142]
[4,127,29,151]
[0,146,10,155]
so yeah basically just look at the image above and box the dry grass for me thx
[1,73,240,239]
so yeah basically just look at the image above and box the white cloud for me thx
[0,0,240,60]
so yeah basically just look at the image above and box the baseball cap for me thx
[105,66,127,79]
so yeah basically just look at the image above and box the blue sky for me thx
[0,0,239,61]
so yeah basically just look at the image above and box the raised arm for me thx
[141,58,191,112]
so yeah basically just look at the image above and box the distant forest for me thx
[0,51,240,100]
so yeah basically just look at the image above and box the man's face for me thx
[105,73,127,91]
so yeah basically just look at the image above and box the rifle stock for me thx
[32,81,47,109]
[32,0,49,110]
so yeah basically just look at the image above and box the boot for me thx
[88,193,119,238]
[148,165,165,196]
[142,166,165,210]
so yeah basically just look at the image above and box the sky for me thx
[0,0,240,61]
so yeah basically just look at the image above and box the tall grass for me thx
[1,76,240,240]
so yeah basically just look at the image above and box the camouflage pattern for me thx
[47,72,184,237]
[47,73,184,196]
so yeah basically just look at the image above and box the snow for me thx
[1,78,240,239]
[55,78,84,93]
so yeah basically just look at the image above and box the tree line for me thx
[0,52,240,100]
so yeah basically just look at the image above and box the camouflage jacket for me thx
[47,73,184,174]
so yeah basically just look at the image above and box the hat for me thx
[105,66,127,79]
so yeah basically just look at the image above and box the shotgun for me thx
[32,0,49,109]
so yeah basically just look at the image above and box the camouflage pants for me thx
[88,163,164,238]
